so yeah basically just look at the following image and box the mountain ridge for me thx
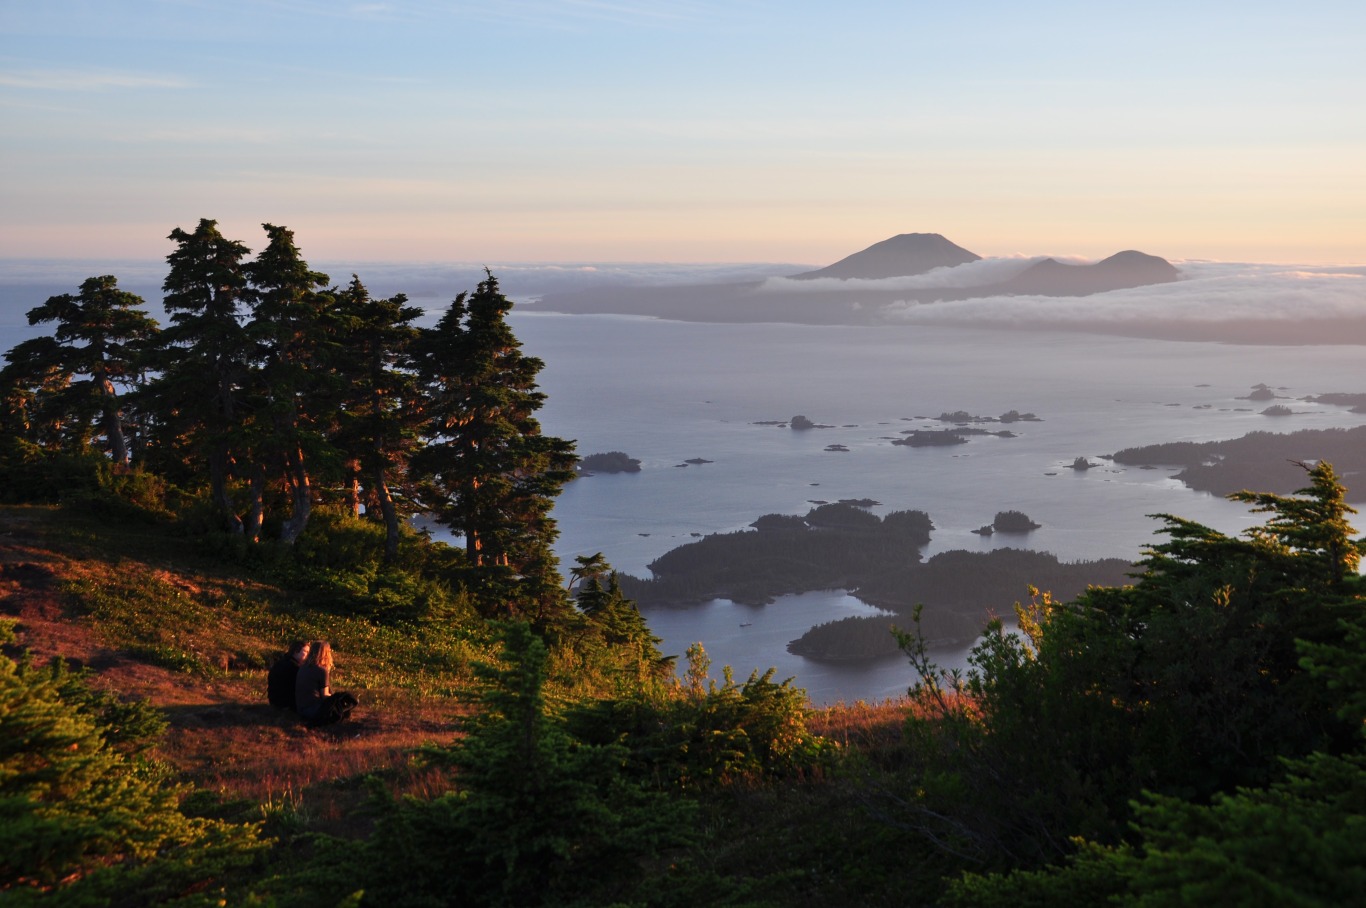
[999,249,1180,296]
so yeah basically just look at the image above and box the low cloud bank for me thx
[880,262,1366,326]
[757,255,1072,293]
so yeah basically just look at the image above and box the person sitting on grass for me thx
[267,639,309,710]
[295,640,358,727]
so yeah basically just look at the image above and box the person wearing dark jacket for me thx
[295,641,357,727]
[267,640,309,710]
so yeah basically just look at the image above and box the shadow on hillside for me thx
[160,701,378,740]
[162,701,313,730]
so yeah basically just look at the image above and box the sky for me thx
[2,0,1364,266]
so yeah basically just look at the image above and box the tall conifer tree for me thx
[146,219,252,532]
[243,223,332,544]
[411,273,576,623]
[330,276,424,561]
[1,276,157,462]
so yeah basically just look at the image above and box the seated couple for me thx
[267,639,358,726]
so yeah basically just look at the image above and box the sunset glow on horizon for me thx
[2,1,1363,266]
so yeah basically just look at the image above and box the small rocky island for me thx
[789,414,836,429]
[929,409,1043,424]
[971,510,1042,535]
[577,451,642,474]
[893,430,969,447]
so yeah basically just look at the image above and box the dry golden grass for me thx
[808,699,911,751]
[0,506,467,834]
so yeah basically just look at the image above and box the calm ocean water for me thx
[508,311,1366,703]
[5,264,1365,704]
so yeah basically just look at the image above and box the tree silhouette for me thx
[144,219,252,532]
[1,276,158,463]
[411,273,576,623]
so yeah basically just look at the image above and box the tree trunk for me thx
[343,459,362,518]
[210,445,243,534]
[279,444,311,545]
[97,372,128,466]
[243,463,266,543]
[373,463,400,564]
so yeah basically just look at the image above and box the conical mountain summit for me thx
[790,233,982,280]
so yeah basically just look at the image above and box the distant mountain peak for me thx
[1005,250,1179,296]
[790,233,981,280]
[1097,249,1175,268]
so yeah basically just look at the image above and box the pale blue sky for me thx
[2,0,1363,264]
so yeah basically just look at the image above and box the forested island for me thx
[1112,424,1366,500]
[577,450,642,474]
[618,502,935,607]
[618,501,1131,660]
[2,222,1364,906]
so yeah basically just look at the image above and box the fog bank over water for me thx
[0,259,802,311]
[882,260,1366,332]
[757,255,1071,293]
[9,257,1365,343]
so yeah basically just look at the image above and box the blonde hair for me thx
[306,640,333,671]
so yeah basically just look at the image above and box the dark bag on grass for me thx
[308,691,359,727]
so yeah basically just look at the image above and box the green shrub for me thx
[0,622,266,904]
[568,644,836,790]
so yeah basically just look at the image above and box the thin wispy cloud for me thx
[0,69,191,91]
[229,0,732,27]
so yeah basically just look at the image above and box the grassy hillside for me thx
[3,500,930,905]
[0,504,488,824]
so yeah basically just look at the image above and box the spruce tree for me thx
[411,273,576,624]
[0,275,158,463]
[145,219,252,532]
[1231,460,1360,588]
[354,621,694,907]
[242,223,332,544]
[0,334,70,452]
[330,276,425,562]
